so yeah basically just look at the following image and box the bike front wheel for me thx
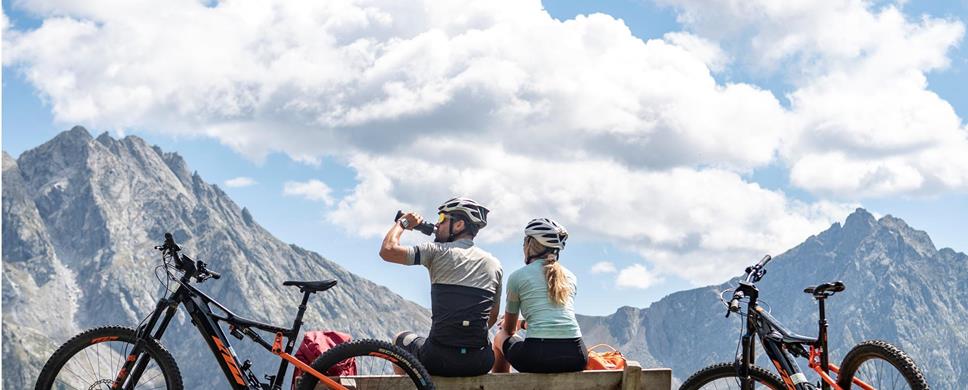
[35,326,183,390]
[680,362,786,390]
[296,339,434,390]
[837,340,929,390]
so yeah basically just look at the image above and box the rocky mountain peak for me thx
[3,127,432,389]
[63,125,93,141]
[3,151,16,166]
[842,207,876,234]
[578,210,966,389]
[877,214,936,255]
[806,208,940,261]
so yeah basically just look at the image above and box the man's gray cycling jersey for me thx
[405,239,503,348]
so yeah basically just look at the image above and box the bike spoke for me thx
[137,364,164,388]
[57,361,90,389]
[96,340,103,382]
[53,377,85,390]
[854,356,911,390]
[83,344,100,380]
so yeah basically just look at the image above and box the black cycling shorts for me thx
[394,331,494,377]
[502,334,588,373]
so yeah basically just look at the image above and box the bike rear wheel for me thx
[837,340,929,390]
[296,339,434,390]
[35,326,183,390]
[680,362,786,390]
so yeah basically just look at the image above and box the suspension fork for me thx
[738,300,758,390]
[112,288,184,389]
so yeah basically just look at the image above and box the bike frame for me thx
[734,283,875,390]
[109,272,348,390]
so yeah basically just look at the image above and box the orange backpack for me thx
[585,344,627,370]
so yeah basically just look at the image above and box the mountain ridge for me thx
[4,127,965,389]
[578,208,967,389]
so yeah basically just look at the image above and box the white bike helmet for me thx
[437,197,489,228]
[525,218,568,250]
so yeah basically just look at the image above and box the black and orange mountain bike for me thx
[35,233,434,390]
[681,255,929,390]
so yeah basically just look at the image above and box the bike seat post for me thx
[271,290,314,389]
[291,291,313,336]
[817,296,831,389]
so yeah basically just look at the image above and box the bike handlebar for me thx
[164,232,180,252]
[197,260,221,280]
[756,254,772,268]
[728,293,743,314]
[726,255,772,317]
[156,233,220,282]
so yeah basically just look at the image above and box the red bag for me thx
[291,331,355,389]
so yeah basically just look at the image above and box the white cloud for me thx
[657,0,968,196]
[327,144,853,284]
[4,0,963,285]
[591,261,617,274]
[284,180,335,206]
[2,0,785,171]
[224,176,256,188]
[616,264,661,289]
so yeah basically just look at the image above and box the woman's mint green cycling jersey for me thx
[505,260,581,339]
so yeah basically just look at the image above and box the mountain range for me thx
[4,127,965,389]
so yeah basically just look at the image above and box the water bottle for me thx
[395,210,436,236]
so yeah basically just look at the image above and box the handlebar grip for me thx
[209,271,221,280]
[726,290,744,317]
[163,232,180,251]
[756,254,772,268]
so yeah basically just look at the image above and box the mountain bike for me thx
[680,255,928,390]
[35,233,435,390]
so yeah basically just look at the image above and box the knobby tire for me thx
[296,339,434,390]
[680,362,786,390]
[837,340,929,390]
[35,326,183,390]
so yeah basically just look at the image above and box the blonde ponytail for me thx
[526,237,573,306]
[543,259,572,306]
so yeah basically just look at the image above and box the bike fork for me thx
[113,295,180,389]
[739,332,756,390]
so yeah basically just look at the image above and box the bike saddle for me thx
[803,281,845,297]
[283,279,337,293]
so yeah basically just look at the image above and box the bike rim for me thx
[851,357,911,390]
[310,354,426,390]
[692,377,781,390]
[51,339,169,390]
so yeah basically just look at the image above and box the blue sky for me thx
[3,0,967,316]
